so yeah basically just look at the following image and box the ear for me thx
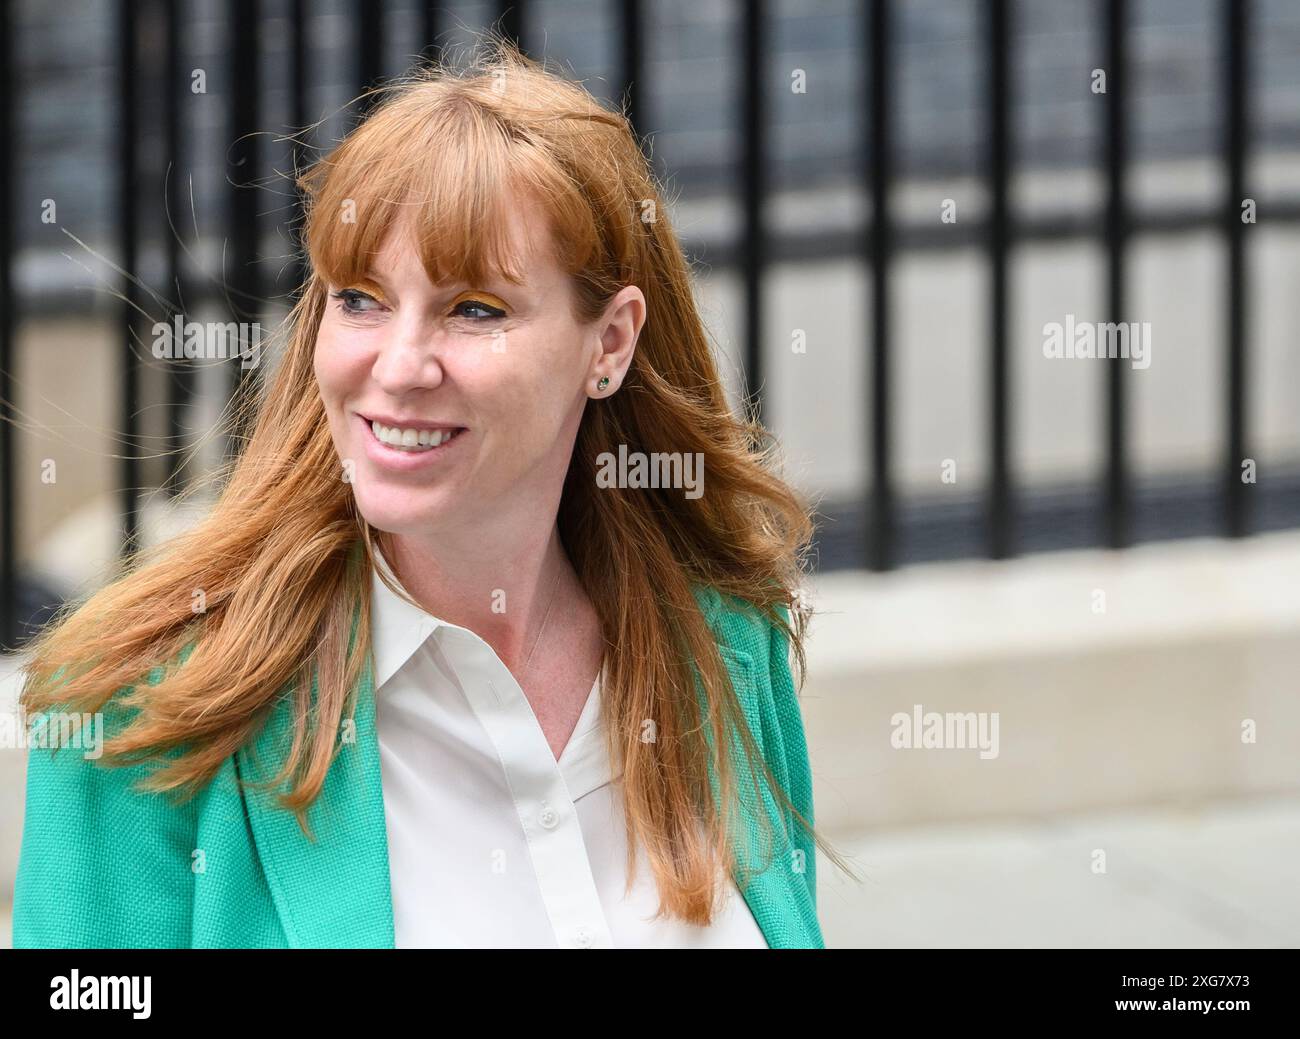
[588,285,645,398]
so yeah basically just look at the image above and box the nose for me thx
[369,310,446,394]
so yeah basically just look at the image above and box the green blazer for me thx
[12,585,822,948]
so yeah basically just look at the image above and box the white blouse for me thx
[369,551,770,948]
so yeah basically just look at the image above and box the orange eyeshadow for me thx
[450,290,509,312]
[344,279,388,304]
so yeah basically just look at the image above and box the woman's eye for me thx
[331,288,383,315]
[452,298,506,320]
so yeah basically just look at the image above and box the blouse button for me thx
[539,805,560,829]
[573,926,594,948]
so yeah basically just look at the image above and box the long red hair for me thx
[20,36,849,925]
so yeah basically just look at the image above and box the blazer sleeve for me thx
[12,687,201,948]
[766,604,817,912]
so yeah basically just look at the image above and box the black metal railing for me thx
[0,0,1284,649]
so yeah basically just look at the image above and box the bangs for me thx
[301,87,594,291]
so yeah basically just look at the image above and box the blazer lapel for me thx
[716,642,819,949]
[236,647,395,948]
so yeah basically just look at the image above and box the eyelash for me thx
[329,289,506,321]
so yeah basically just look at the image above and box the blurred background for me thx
[1,0,1298,947]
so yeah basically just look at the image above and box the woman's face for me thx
[313,201,634,544]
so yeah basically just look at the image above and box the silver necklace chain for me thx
[522,566,562,675]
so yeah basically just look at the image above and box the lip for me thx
[356,412,469,472]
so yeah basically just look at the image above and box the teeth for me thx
[370,420,461,451]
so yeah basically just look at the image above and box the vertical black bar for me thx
[290,0,309,294]
[1104,0,1128,549]
[355,0,383,114]
[162,0,189,497]
[619,0,643,139]
[0,0,16,646]
[423,2,441,61]
[988,0,1012,559]
[1225,0,1250,537]
[225,0,259,456]
[868,0,893,571]
[292,0,307,132]
[740,0,766,427]
[497,1,524,52]
[119,0,142,555]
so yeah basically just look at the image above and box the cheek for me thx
[445,336,533,419]
[313,326,364,406]
[312,332,363,456]
[312,328,339,398]
[473,321,588,420]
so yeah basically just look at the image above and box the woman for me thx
[13,39,841,948]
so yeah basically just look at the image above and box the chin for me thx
[353,485,455,538]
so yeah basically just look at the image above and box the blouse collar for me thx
[368,546,444,691]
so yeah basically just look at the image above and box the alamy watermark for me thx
[890,703,1000,760]
[50,970,151,1018]
[1043,313,1152,370]
[596,444,704,500]
[1,706,103,759]
[151,315,262,370]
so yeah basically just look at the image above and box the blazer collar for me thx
[237,579,805,948]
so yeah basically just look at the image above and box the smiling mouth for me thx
[365,417,467,453]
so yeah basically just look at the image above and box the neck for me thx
[378,522,579,675]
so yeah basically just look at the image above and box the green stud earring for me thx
[596,376,610,392]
